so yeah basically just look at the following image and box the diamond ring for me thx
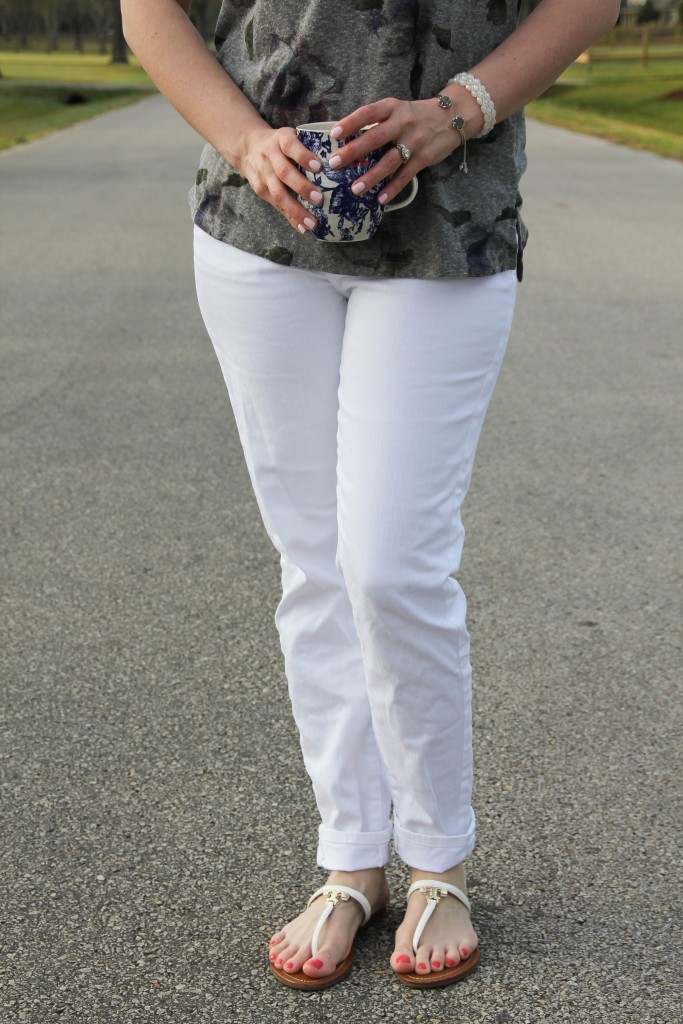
[393,142,411,164]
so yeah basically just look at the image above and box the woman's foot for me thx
[391,863,479,977]
[268,868,390,981]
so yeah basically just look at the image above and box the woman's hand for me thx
[326,93,482,206]
[238,125,326,234]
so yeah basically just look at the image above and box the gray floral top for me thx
[189,0,528,280]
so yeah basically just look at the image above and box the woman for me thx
[122,0,620,991]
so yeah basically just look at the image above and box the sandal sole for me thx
[269,951,354,990]
[394,947,480,987]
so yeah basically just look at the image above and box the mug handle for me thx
[383,176,419,214]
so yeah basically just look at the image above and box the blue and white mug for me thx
[296,120,419,243]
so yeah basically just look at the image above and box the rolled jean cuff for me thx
[393,817,476,872]
[317,826,392,871]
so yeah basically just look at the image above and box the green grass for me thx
[528,57,683,161]
[0,49,151,86]
[0,51,155,150]
[0,86,151,151]
[1,49,682,160]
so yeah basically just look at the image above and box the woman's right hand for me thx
[237,126,324,235]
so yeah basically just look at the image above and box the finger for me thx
[264,173,318,235]
[331,98,397,144]
[348,146,405,197]
[277,126,324,174]
[377,165,419,207]
[270,149,324,208]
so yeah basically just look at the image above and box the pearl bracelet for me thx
[448,73,496,138]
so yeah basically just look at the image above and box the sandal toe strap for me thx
[306,884,372,957]
[407,878,471,954]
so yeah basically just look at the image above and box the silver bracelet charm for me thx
[447,73,496,138]
[436,94,468,174]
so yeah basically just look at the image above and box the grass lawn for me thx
[528,57,683,161]
[1,48,682,160]
[0,49,151,86]
[0,86,151,151]
[0,51,154,151]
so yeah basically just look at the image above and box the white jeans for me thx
[193,225,517,872]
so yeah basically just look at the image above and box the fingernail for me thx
[309,158,322,171]
[285,961,294,969]
[308,958,324,968]
[304,216,316,229]
[331,125,343,139]
[432,960,441,968]
[310,189,323,203]
[351,181,366,195]
[417,962,427,970]
[446,958,457,967]
[329,155,342,169]
[395,954,411,964]
[297,223,307,234]
[378,192,389,205]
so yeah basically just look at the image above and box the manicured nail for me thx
[308,958,324,969]
[285,961,294,969]
[329,155,342,169]
[351,181,366,195]
[310,189,323,203]
[396,954,411,964]
[417,962,427,970]
[432,960,441,968]
[269,952,277,960]
[303,216,317,229]
[275,958,283,965]
[446,958,457,967]
[308,158,322,171]
[331,125,343,139]
[297,223,307,234]
[378,192,389,205]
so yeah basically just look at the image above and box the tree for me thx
[637,0,660,24]
[37,0,62,53]
[109,0,128,63]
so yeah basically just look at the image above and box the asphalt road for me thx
[1,97,681,1024]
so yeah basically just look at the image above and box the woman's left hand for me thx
[327,94,478,204]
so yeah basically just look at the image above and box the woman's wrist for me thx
[436,84,485,141]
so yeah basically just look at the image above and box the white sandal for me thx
[394,879,480,987]
[270,884,374,990]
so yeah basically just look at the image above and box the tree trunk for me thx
[110,0,128,63]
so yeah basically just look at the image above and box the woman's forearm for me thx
[120,0,265,168]
[462,0,621,124]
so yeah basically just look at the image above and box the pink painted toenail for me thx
[446,958,457,967]
[269,938,277,945]
[275,958,283,966]
[396,955,411,964]
[285,961,294,969]
[432,960,441,968]
[417,962,427,970]
[269,952,277,961]
[460,948,469,958]
[309,958,324,969]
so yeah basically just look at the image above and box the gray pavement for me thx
[1,97,681,1023]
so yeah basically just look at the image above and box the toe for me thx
[415,944,432,974]
[391,946,415,973]
[444,943,461,969]
[302,951,337,978]
[430,944,445,972]
[282,946,310,974]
